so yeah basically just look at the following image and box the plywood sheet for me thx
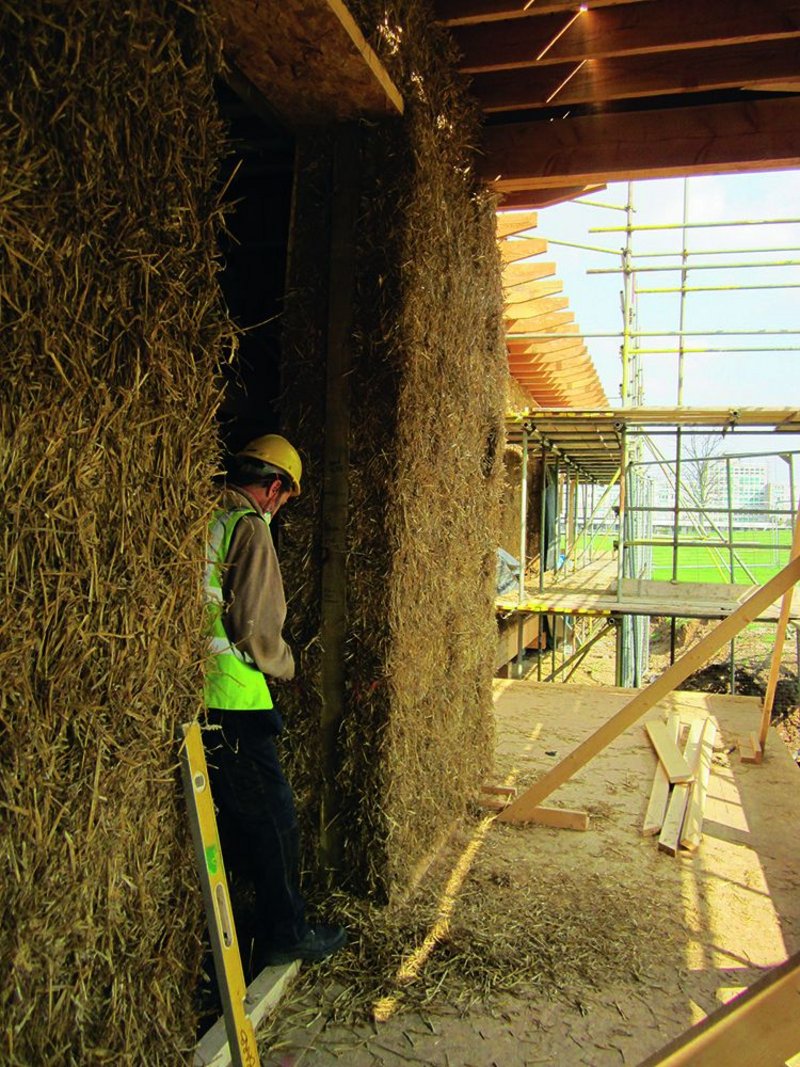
[498,574,798,622]
[214,0,403,124]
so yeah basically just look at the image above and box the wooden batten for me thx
[645,720,694,783]
[657,717,706,856]
[642,712,681,836]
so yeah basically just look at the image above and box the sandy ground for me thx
[256,679,800,1067]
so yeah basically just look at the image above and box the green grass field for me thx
[572,528,793,584]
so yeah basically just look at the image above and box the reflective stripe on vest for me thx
[203,506,274,711]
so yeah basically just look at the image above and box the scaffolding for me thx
[500,178,800,692]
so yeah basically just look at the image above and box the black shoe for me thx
[262,924,347,965]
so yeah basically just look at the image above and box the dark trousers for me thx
[203,707,308,958]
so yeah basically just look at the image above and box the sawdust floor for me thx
[260,680,800,1066]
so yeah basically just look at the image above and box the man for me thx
[203,433,346,969]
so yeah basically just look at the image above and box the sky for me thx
[531,168,800,480]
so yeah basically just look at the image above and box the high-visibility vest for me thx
[203,506,274,711]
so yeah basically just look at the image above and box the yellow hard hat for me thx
[236,434,302,496]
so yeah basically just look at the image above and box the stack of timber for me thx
[642,712,718,856]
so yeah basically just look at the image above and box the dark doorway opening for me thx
[215,80,295,455]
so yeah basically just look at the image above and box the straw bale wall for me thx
[279,0,507,898]
[500,446,542,565]
[1,2,229,1061]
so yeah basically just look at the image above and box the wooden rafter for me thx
[482,96,800,189]
[502,263,556,286]
[472,39,800,112]
[496,210,539,237]
[504,279,563,301]
[507,310,575,333]
[504,296,569,317]
[499,236,548,263]
[452,0,800,73]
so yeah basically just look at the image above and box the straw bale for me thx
[279,0,507,899]
[1,1,230,1061]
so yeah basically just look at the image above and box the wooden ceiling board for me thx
[213,0,403,124]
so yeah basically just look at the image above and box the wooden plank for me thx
[481,799,590,829]
[195,962,300,1067]
[658,783,690,857]
[505,291,565,314]
[507,315,576,337]
[658,717,706,855]
[507,339,586,357]
[496,554,800,824]
[681,720,718,851]
[759,505,800,748]
[508,349,589,370]
[645,720,694,782]
[508,310,575,334]
[502,263,559,288]
[642,712,680,836]
[499,237,548,264]
[452,0,800,72]
[496,210,538,237]
[638,951,800,1067]
[517,805,590,830]
[739,731,764,765]
[506,296,575,320]
[472,39,800,112]
[212,0,403,123]
[481,96,800,190]
[507,279,563,300]
[327,0,405,111]
[481,784,517,796]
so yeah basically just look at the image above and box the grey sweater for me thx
[219,486,295,681]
